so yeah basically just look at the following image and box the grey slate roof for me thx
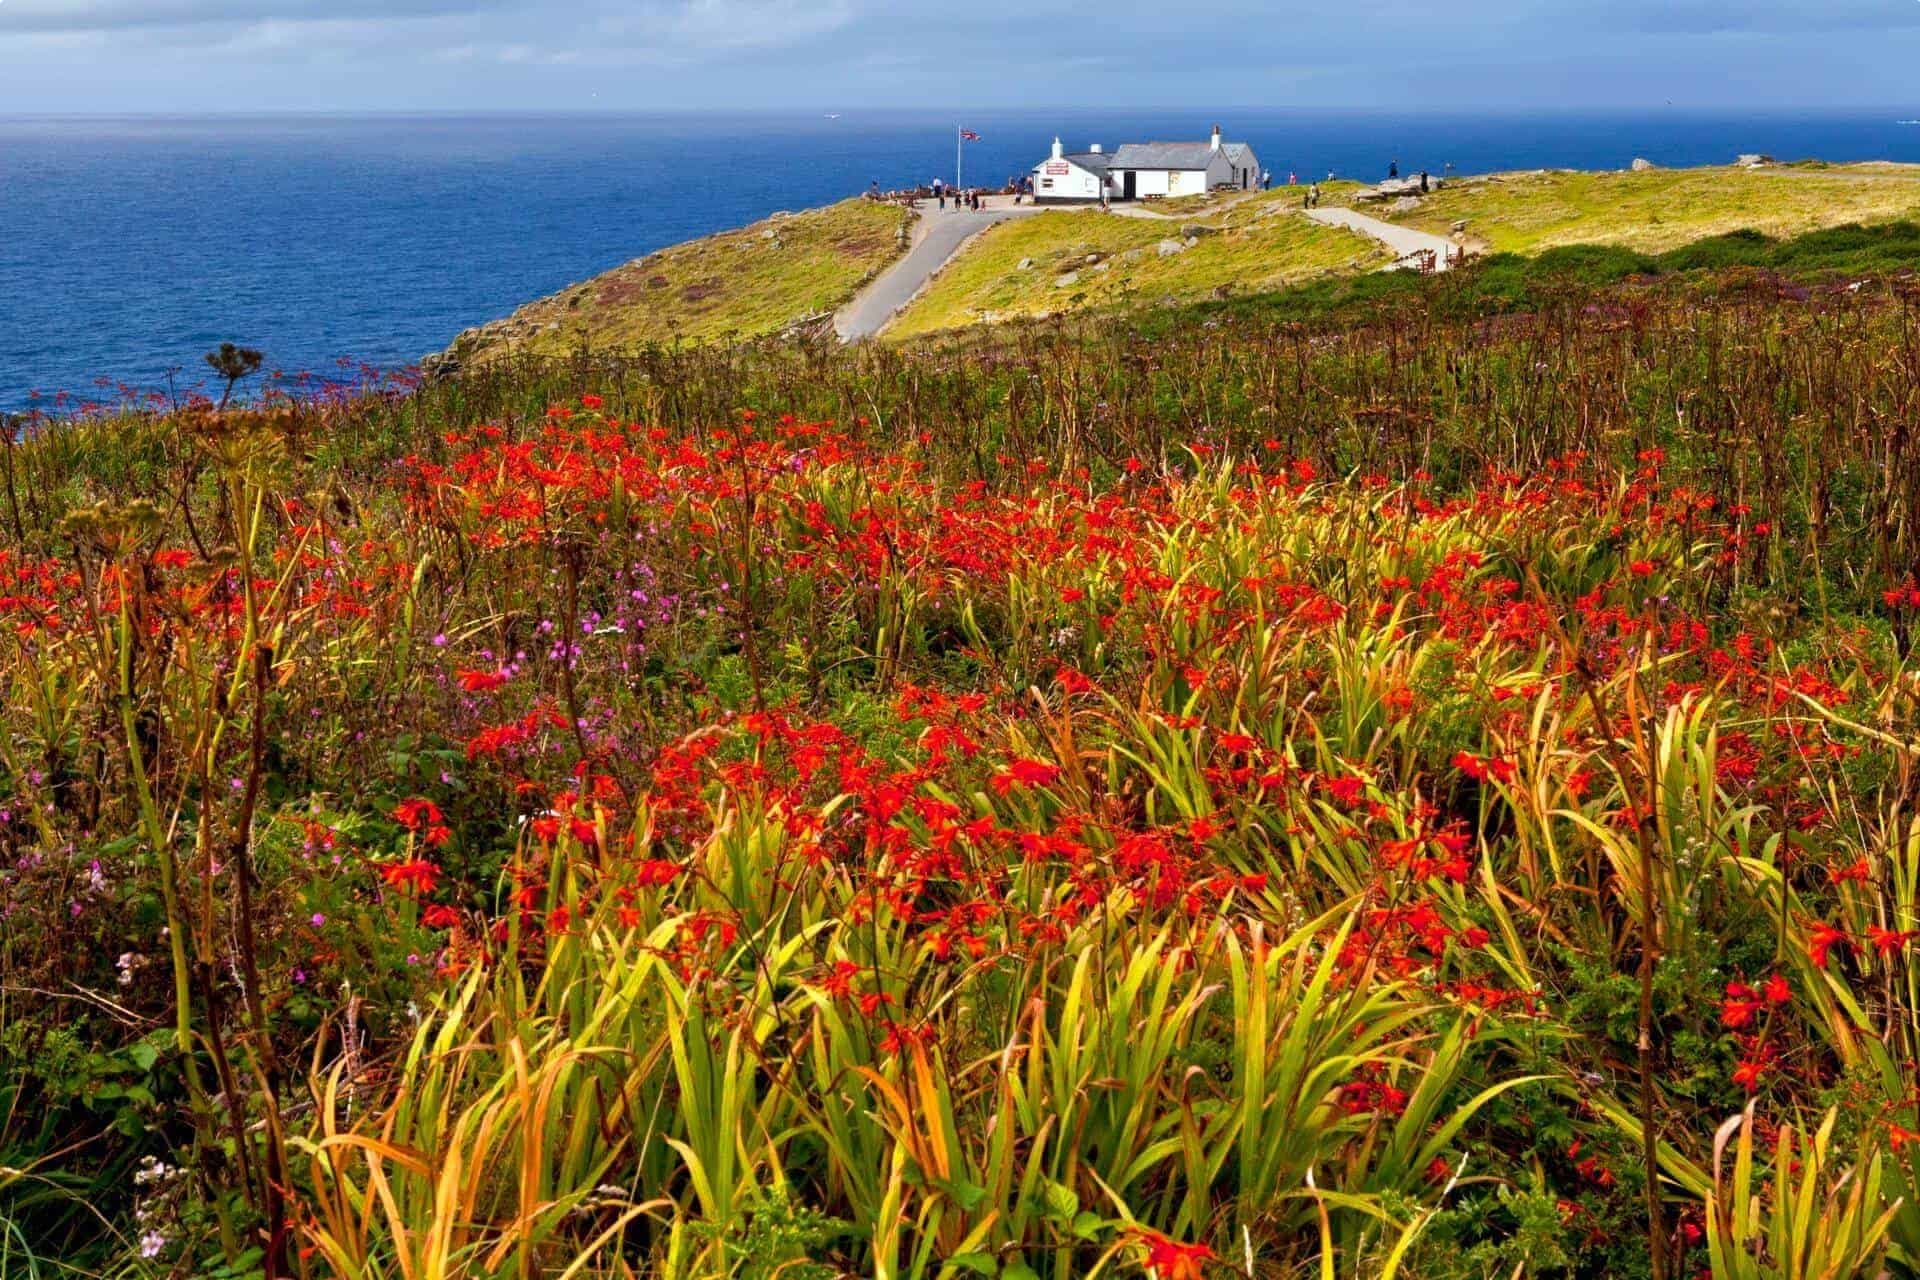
[1032,151,1111,175]
[1221,141,1258,169]
[1108,141,1225,171]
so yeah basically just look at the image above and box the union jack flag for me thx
[959,129,981,141]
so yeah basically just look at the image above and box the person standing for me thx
[1389,159,1398,179]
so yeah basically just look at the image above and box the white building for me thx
[1032,138,1118,204]
[1033,125,1260,203]
[1109,126,1258,199]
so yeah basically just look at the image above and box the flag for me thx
[960,129,981,142]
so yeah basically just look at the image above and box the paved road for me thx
[1305,206,1461,272]
[835,206,1041,340]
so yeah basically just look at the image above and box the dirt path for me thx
[835,204,1043,340]
[1304,206,1462,271]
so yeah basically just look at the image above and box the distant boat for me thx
[824,113,842,120]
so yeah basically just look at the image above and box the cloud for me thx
[1590,0,1920,35]
[0,0,512,31]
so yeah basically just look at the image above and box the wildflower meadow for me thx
[5,266,1920,1279]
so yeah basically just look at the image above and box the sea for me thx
[5,109,1920,412]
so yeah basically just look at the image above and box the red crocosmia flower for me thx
[990,758,1063,795]
[457,668,510,693]
[1324,774,1366,807]
[1732,1058,1765,1092]
[1808,921,1852,968]
[392,797,443,830]
[1762,972,1791,1004]
[421,903,461,929]
[1720,981,1759,1029]
[1829,857,1871,884]
[1868,926,1917,956]
[1137,1231,1214,1280]
[382,859,440,895]
[635,859,683,887]
[1627,559,1656,577]
[1426,1156,1452,1183]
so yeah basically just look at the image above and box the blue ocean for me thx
[6,109,1920,411]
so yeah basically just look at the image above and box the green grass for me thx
[447,198,911,361]
[885,206,1389,338]
[1381,162,1920,254]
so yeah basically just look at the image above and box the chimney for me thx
[1089,143,1102,154]
[1051,136,1064,160]
[1209,124,1221,152]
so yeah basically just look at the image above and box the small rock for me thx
[1183,236,1198,248]
[1390,196,1423,213]
[1157,239,1187,257]
[1092,261,1111,273]
[1017,257,1034,270]
[1054,271,1079,288]
[1631,157,1657,172]
[1085,252,1102,265]
[1451,220,1468,233]
[760,228,779,239]
[1180,223,1218,238]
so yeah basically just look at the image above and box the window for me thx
[1040,178,1053,189]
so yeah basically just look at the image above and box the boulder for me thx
[1180,223,1218,239]
[1736,153,1775,168]
[1054,271,1080,288]
[1631,157,1657,172]
[1390,196,1423,213]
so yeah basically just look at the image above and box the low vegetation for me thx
[1382,162,1920,254]
[10,206,1920,1280]
[886,206,1386,337]
[442,198,911,364]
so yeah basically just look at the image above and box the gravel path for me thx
[1304,206,1461,272]
[835,206,1042,340]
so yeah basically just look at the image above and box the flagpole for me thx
[956,124,962,192]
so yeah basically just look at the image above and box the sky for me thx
[0,0,1917,113]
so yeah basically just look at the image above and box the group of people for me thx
[929,178,986,211]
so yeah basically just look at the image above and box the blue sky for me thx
[1,0,1916,113]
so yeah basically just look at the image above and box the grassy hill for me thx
[1378,161,1920,254]
[440,198,910,365]
[433,164,1920,364]
[884,204,1388,338]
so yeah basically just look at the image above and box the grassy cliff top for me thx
[1379,161,1920,254]
[443,198,910,364]
[885,206,1388,339]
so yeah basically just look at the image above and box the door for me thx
[1123,170,1136,201]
